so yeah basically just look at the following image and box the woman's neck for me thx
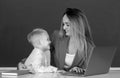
[68,35,79,54]
[69,34,79,42]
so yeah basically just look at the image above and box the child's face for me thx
[31,34,51,49]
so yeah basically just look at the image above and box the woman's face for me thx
[62,14,73,36]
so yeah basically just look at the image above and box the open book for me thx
[1,70,30,76]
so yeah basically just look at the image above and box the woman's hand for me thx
[69,67,85,74]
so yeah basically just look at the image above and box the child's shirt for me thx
[24,48,51,72]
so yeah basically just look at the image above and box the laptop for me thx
[60,46,117,76]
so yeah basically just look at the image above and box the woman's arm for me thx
[69,40,95,73]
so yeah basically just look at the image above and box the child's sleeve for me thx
[31,54,42,72]
[25,49,42,72]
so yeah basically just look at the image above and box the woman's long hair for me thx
[59,8,95,59]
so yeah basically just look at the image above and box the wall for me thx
[0,0,119,67]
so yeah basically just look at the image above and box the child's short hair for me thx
[27,28,49,43]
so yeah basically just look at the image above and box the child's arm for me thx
[30,52,43,73]
[24,49,41,73]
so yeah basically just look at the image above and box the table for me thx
[1,67,120,78]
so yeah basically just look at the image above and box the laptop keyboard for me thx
[60,71,84,76]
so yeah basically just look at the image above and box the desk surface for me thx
[0,68,120,78]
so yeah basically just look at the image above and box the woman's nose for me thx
[63,25,67,30]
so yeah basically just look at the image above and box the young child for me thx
[24,28,57,73]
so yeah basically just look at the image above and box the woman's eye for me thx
[62,23,64,26]
[67,24,70,27]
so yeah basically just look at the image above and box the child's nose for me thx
[47,40,51,44]
[49,41,51,44]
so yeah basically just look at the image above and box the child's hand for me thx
[29,68,35,74]
[47,66,58,72]
[18,62,27,70]
[36,66,57,73]
[57,70,66,73]
[27,64,36,74]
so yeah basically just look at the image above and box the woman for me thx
[50,8,95,73]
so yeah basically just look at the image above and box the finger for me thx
[75,67,82,73]
[77,68,81,73]
[81,69,83,72]
[69,69,73,72]
[19,64,24,70]
[74,68,78,72]
[20,64,27,69]
[72,67,77,72]
[70,68,75,72]
[69,67,77,72]
[79,68,84,73]
[21,64,25,69]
